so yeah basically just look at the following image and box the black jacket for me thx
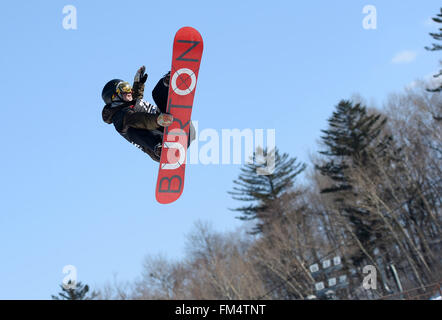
[102,98,160,132]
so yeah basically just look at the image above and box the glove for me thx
[134,65,148,84]
[132,66,148,100]
[157,113,174,127]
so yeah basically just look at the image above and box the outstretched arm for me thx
[124,111,160,131]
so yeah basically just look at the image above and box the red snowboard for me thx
[155,27,203,204]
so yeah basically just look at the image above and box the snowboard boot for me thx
[162,71,171,87]
[157,113,174,127]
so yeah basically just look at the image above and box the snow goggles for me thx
[116,81,132,94]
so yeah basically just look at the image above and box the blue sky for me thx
[0,0,440,299]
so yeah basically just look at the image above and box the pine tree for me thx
[317,100,389,194]
[51,281,97,300]
[425,8,442,92]
[229,147,306,234]
[316,100,393,265]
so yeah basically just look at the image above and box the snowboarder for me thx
[101,66,195,162]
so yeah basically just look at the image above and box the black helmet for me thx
[102,79,125,104]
